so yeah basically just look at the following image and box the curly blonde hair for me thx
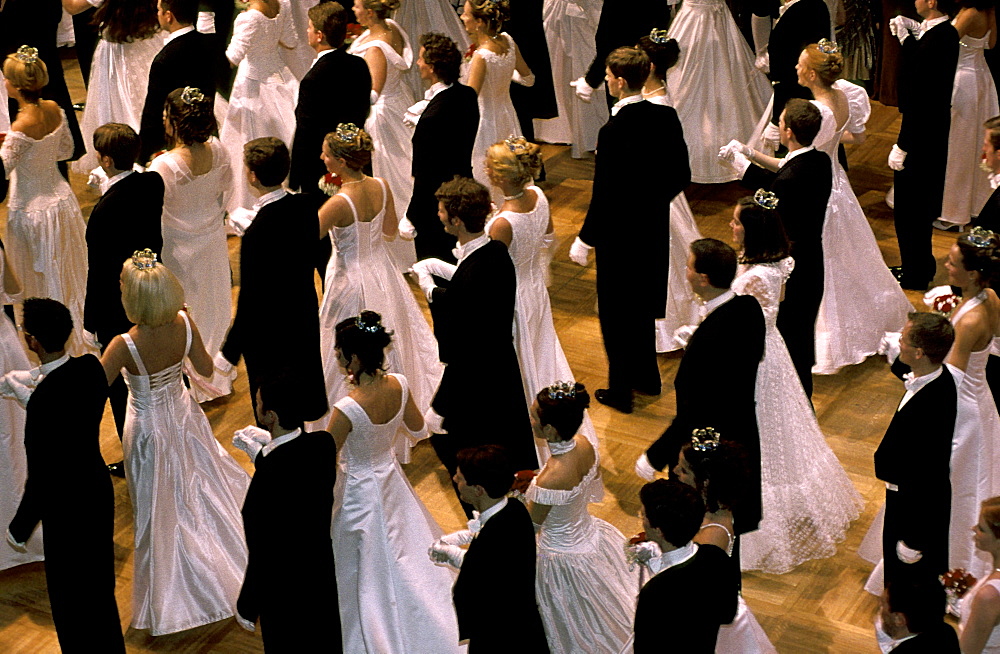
[486,137,541,187]
[324,125,374,171]
[468,0,510,36]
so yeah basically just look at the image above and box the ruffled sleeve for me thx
[56,114,74,161]
[226,10,258,66]
[834,79,871,135]
[524,478,577,506]
[0,131,32,179]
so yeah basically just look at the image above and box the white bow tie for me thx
[902,372,918,391]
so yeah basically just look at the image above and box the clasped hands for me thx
[718,139,754,176]
[889,16,921,44]
[428,529,474,568]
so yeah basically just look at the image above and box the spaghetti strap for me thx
[179,311,193,358]
[121,333,149,376]
[376,177,388,215]
[339,192,360,223]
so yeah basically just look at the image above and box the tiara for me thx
[649,29,671,45]
[131,248,158,271]
[753,189,779,210]
[691,427,721,453]
[965,226,996,248]
[180,86,205,105]
[816,38,840,55]
[14,45,38,64]
[335,122,361,144]
[545,381,578,401]
[356,313,382,334]
[505,135,529,155]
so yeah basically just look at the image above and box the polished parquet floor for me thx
[0,52,967,652]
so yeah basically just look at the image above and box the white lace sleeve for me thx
[733,263,784,323]
[834,79,871,134]
[226,11,257,66]
[0,131,31,179]
[56,117,74,161]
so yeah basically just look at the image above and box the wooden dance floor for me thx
[0,54,965,652]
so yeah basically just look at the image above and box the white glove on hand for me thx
[888,144,907,171]
[879,331,902,365]
[411,260,440,302]
[398,217,417,240]
[369,89,380,106]
[569,236,593,266]
[571,76,594,103]
[762,122,781,151]
[635,453,658,481]
[0,369,42,408]
[890,15,920,44]
[429,540,467,568]
[232,425,272,459]
[672,324,698,349]
[754,53,770,74]
[440,529,475,547]
[896,540,923,564]
[213,352,236,376]
[512,70,536,87]
[625,540,662,571]
[235,614,256,632]
[718,140,753,177]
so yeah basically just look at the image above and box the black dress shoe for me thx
[107,461,125,478]
[595,388,633,414]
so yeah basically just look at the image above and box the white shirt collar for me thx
[649,541,698,574]
[253,188,287,210]
[39,354,70,376]
[778,0,801,15]
[477,497,508,527]
[779,144,815,168]
[454,234,490,263]
[611,93,644,116]
[426,81,452,101]
[261,428,302,457]
[164,25,195,46]
[990,171,1000,190]
[918,15,950,36]
[311,47,336,67]
[104,169,134,191]
[700,289,736,319]
[898,365,943,410]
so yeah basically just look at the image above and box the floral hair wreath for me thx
[180,86,206,105]
[691,427,721,453]
[649,29,671,45]
[964,226,997,249]
[753,188,779,210]
[131,248,158,271]
[816,38,840,55]
[335,122,362,144]
[14,45,38,64]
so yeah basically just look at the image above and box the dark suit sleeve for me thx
[662,107,690,202]
[8,462,42,544]
[139,57,169,164]
[897,27,959,152]
[579,121,618,246]
[741,163,779,190]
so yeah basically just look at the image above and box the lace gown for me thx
[0,110,94,357]
[812,81,912,375]
[309,179,443,462]
[666,0,772,184]
[941,29,999,226]
[533,0,607,158]
[332,374,463,653]
[463,32,522,206]
[396,0,470,99]
[149,140,234,402]
[349,22,418,271]
[525,450,637,653]
[732,259,863,573]
[72,32,163,173]
[221,1,300,213]
[120,312,250,635]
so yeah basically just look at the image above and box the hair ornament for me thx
[131,248,158,271]
[14,45,39,64]
[691,427,721,453]
[545,381,577,401]
[335,122,361,144]
[753,188,779,210]
[180,86,205,105]
[816,38,840,55]
[965,226,997,248]
[355,313,382,334]
[504,135,530,155]
[649,28,671,44]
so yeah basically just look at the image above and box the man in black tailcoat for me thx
[138,0,217,164]
[220,138,327,423]
[879,579,960,652]
[876,313,956,589]
[504,0,557,143]
[234,375,340,651]
[84,123,163,475]
[407,33,480,262]
[637,239,765,536]
[976,116,1000,233]
[722,99,831,398]
[4,299,125,653]
[570,46,689,414]
[888,0,958,290]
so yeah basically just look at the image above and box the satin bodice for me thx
[329,178,389,282]
[121,313,192,412]
[491,186,551,282]
[334,373,408,477]
[0,110,75,211]
[527,457,606,553]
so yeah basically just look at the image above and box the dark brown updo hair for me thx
[956,229,1000,288]
[335,311,394,379]
[323,124,374,171]
[534,382,591,441]
[468,0,511,36]
[679,436,750,515]
[735,196,791,264]
[361,0,401,20]
[637,34,680,82]
[163,87,216,145]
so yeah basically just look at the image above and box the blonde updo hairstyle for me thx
[324,125,374,171]
[468,0,511,36]
[3,52,49,104]
[362,0,400,19]
[120,258,186,327]
[802,43,844,86]
[486,137,542,187]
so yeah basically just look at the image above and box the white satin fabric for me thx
[960,577,1000,650]
[395,0,470,99]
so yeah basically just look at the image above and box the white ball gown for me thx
[221,0,300,213]
[811,81,911,375]
[309,178,444,462]
[463,33,523,206]
[119,312,249,635]
[960,577,1000,651]
[0,249,44,571]
[732,259,862,573]
[940,28,999,226]
[533,0,607,158]
[0,109,94,357]
[666,0,772,184]
[0,70,9,131]
[395,0,470,99]
[526,445,637,653]
[332,373,463,653]
[348,20,418,270]
[72,30,163,174]
[148,139,234,401]
[280,0,316,80]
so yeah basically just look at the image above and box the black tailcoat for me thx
[766,0,831,123]
[505,0,558,138]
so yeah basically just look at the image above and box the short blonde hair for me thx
[120,258,185,327]
[3,53,48,103]
[486,137,541,187]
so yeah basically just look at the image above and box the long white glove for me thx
[429,529,473,568]
[569,236,593,266]
[762,122,781,151]
[896,540,923,564]
[751,14,771,73]
[369,89,380,105]
[571,76,594,103]
[888,144,907,171]
[512,70,536,87]
[878,331,902,365]
[0,369,42,409]
[890,15,920,44]
[754,53,770,74]
[398,217,417,240]
[235,614,256,632]
[213,351,236,376]
[232,425,272,459]
[411,258,457,302]
[82,330,102,350]
[635,453,658,481]
[718,140,753,177]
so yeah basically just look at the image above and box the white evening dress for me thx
[309,179,443,461]
[960,577,1000,651]
[463,32,522,207]
[120,312,249,635]
[811,81,912,375]
[666,0,772,184]
[148,140,234,402]
[280,0,316,80]
[526,444,637,653]
[533,0,607,158]
[0,249,43,571]
[332,374,463,653]
[732,259,863,573]
[0,110,94,357]
[0,70,9,132]
[349,21,418,271]
[72,31,163,173]
[396,0,470,99]
[645,92,704,352]
[221,0,300,213]
[941,29,999,226]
